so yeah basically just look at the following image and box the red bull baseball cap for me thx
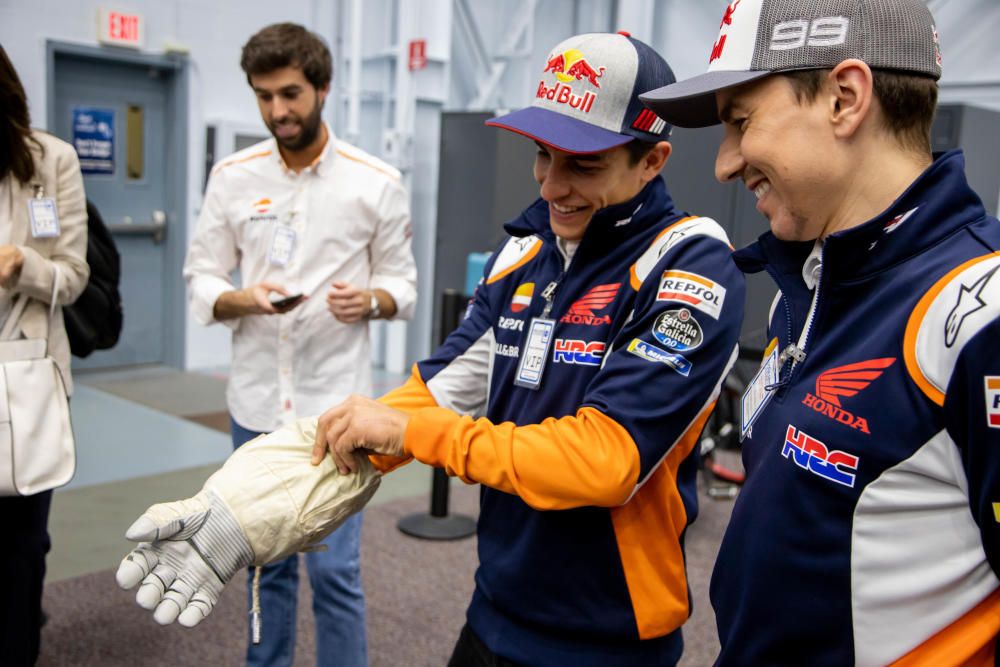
[640,0,942,128]
[487,32,676,154]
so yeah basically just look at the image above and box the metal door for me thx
[49,47,186,369]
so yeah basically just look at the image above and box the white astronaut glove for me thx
[116,489,253,626]
[116,418,381,627]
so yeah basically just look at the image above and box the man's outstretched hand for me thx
[115,490,253,627]
[313,395,410,474]
[115,418,382,629]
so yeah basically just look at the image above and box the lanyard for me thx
[513,278,561,391]
[539,280,559,318]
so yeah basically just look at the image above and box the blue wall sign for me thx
[72,107,115,175]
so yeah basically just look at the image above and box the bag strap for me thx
[48,264,61,322]
[0,264,62,342]
[0,295,29,341]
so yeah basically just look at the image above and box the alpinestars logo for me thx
[560,283,620,326]
[944,264,998,347]
[801,358,895,434]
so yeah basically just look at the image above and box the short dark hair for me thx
[0,45,41,184]
[783,68,938,155]
[624,139,659,166]
[240,23,333,90]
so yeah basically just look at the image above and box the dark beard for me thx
[271,101,323,152]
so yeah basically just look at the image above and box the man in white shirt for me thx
[183,22,417,667]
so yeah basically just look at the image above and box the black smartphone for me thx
[269,293,304,309]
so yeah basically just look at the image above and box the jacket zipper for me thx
[771,248,824,392]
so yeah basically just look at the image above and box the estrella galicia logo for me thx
[781,425,859,487]
[652,308,703,351]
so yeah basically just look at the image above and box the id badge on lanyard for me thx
[269,225,297,266]
[740,338,779,441]
[28,185,60,239]
[513,281,558,390]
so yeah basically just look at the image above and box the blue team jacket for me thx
[714,151,1000,666]
[378,177,745,665]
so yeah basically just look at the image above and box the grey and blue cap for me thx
[487,32,676,154]
[640,0,943,128]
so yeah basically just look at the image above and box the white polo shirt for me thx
[184,129,417,432]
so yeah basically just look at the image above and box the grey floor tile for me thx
[67,385,232,490]
[76,364,229,416]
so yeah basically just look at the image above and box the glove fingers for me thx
[116,545,158,590]
[125,508,210,542]
[178,589,216,628]
[137,563,176,611]
[154,577,197,626]
[125,515,168,542]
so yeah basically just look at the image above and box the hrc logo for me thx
[781,425,859,488]
[553,339,605,366]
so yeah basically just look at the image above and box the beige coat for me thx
[4,130,89,393]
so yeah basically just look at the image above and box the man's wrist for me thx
[213,288,261,320]
[368,291,382,319]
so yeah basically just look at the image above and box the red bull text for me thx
[536,81,597,113]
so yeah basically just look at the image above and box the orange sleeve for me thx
[369,365,439,473]
[403,405,641,510]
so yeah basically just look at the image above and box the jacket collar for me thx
[504,176,677,244]
[734,150,986,288]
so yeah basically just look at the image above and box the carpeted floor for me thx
[183,411,232,434]
[38,480,732,666]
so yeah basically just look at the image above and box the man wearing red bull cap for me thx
[309,31,745,665]
[642,0,1000,664]
[111,30,744,666]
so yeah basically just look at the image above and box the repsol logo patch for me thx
[657,270,726,319]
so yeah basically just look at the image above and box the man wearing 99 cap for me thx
[642,0,1000,664]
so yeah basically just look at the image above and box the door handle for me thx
[107,210,168,244]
